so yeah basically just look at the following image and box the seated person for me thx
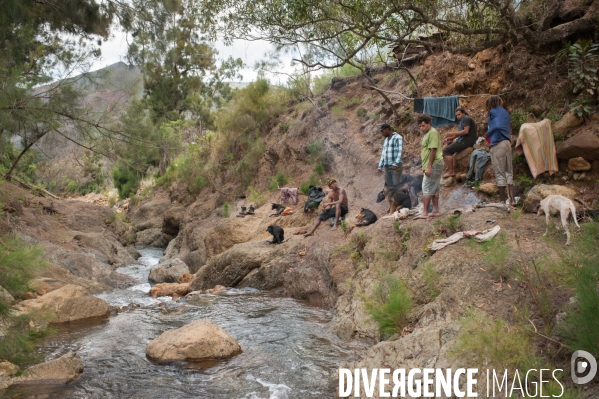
[442,107,477,178]
[303,178,348,236]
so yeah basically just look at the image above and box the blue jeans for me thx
[382,165,403,187]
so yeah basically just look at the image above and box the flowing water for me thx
[7,248,365,399]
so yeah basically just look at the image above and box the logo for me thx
[571,350,597,384]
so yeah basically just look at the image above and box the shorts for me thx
[422,160,444,196]
[443,140,473,156]
[489,140,513,186]
[318,205,349,221]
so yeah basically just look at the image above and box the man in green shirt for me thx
[415,114,444,220]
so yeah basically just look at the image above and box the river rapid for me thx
[7,247,365,399]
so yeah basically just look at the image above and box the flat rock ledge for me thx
[145,319,242,363]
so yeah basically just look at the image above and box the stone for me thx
[148,258,190,284]
[0,286,14,304]
[149,283,190,298]
[0,361,19,377]
[573,172,586,181]
[15,284,110,324]
[11,352,83,385]
[146,319,242,363]
[552,109,584,137]
[208,285,228,295]
[530,105,544,118]
[478,182,498,195]
[568,157,591,171]
[135,228,167,247]
[30,278,67,296]
[455,172,467,182]
[522,184,577,212]
[440,176,454,187]
[453,147,474,174]
[177,273,193,284]
[162,206,186,237]
[557,131,599,161]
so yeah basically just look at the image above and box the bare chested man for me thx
[303,178,348,237]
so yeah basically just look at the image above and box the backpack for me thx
[303,185,325,212]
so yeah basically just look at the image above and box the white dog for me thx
[537,195,580,245]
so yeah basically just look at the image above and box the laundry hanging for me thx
[413,95,460,128]
[515,119,558,178]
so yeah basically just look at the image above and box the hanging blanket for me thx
[423,95,460,128]
[515,119,558,178]
[280,187,298,204]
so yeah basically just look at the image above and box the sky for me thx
[92,28,297,84]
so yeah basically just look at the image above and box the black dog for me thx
[267,225,284,244]
[356,208,377,226]
[269,203,286,217]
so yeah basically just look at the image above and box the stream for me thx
[7,247,365,399]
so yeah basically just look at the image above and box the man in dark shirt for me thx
[441,107,477,178]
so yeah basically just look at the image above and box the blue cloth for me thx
[423,95,460,128]
[486,106,511,145]
[466,148,491,182]
[378,132,403,169]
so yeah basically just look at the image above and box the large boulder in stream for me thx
[145,319,242,363]
[148,258,190,284]
[10,352,83,386]
[15,284,110,324]
[148,283,190,297]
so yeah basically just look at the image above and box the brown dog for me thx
[537,195,580,245]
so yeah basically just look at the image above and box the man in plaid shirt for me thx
[377,123,403,186]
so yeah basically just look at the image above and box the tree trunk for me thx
[5,139,38,181]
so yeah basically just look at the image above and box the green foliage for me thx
[557,41,599,118]
[471,232,513,280]
[222,202,230,218]
[340,219,349,235]
[510,108,527,132]
[356,107,367,120]
[351,231,370,254]
[112,163,140,199]
[314,163,325,176]
[268,171,289,190]
[516,174,533,185]
[434,214,462,235]
[364,274,412,337]
[340,96,360,109]
[331,106,344,119]
[247,186,268,207]
[0,234,52,366]
[561,223,599,356]
[452,309,537,371]
[512,209,522,220]
[0,312,54,367]
[422,263,441,298]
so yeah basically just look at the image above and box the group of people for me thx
[303,95,515,236]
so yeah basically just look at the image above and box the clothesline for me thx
[364,86,509,100]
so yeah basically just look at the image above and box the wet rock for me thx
[30,278,67,296]
[127,246,142,260]
[149,258,190,284]
[455,172,467,183]
[149,283,190,298]
[208,285,228,295]
[15,284,110,324]
[145,319,242,363]
[71,232,137,267]
[11,352,83,385]
[557,131,599,161]
[478,182,498,195]
[552,109,583,138]
[568,157,591,171]
[522,184,577,212]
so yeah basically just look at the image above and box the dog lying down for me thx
[381,208,410,221]
[537,195,580,246]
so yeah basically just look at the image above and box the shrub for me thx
[434,214,462,235]
[108,197,117,207]
[247,186,268,207]
[112,164,140,199]
[470,232,513,280]
[452,309,537,371]
[364,274,412,337]
[510,108,527,133]
[331,106,344,118]
[0,235,52,366]
[223,202,230,218]
[356,107,367,119]
[561,223,599,356]
[422,263,441,298]
[268,171,289,190]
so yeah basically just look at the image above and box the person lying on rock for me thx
[442,106,477,178]
[303,178,348,236]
